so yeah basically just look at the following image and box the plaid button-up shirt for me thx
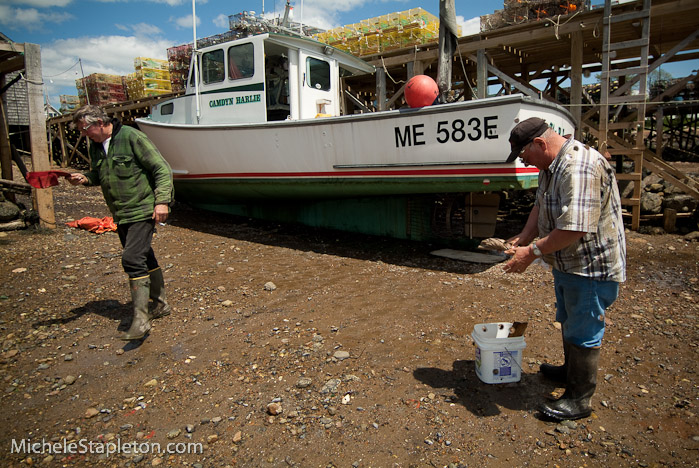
[535,138,626,282]
[83,119,173,224]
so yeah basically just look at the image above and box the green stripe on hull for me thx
[174,176,538,201]
[190,195,480,248]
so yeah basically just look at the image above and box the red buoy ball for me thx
[404,75,439,108]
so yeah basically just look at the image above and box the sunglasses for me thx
[519,141,532,157]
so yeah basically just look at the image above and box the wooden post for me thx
[0,91,13,182]
[570,31,583,140]
[655,107,664,158]
[376,67,386,112]
[25,43,56,229]
[57,121,68,167]
[476,49,487,99]
[663,208,677,233]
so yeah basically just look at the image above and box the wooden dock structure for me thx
[3,0,699,232]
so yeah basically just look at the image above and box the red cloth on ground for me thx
[66,217,117,234]
[26,170,71,189]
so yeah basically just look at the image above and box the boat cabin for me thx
[151,33,374,125]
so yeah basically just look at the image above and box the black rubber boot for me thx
[539,344,600,421]
[121,277,152,341]
[148,267,171,319]
[540,337,570,383]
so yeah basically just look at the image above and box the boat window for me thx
[228,43,254,80]
[202,49,225,84]
[306,57,330,91]
[160,103,174,115]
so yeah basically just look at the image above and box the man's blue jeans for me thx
[553,269,620,348]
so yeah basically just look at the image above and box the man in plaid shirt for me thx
[503,117,626,421]
[69,105,174,341]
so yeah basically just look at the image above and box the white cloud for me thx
[172,14,201,29]
[0,5,73,31]
[458,16,481,37]
[213,13,228,29]
[6,0,73,6]
[260,0,381,31]
[148,0,208,6]
[41,35,172,102]
[132,22,164,36]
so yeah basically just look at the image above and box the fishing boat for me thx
[136,30,575,242]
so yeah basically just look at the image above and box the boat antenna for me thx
[192,0,201,123]
[281,0,291,28]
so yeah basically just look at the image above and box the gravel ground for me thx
[0,179,698,468]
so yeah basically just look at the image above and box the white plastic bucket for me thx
[472,322,527,384]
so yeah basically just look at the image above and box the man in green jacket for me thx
[69,105,174,341]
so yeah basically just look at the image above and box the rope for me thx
[456,46,476,99]
[544,10,582,41]
[43,60,80,78]
[19,72,44,86]
[380,55,404,85]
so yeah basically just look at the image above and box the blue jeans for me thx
[553,269,619,348]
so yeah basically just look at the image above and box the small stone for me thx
[64,375,77,385]
[85,407,99,419]
[263,282,277,291]
[320,378,341,394]
[144,379,158,387]
[333,350,350,361]
[167,429,181,439]
[232,431,242,443]
[295,377,312,389]
[207,434,218,444]
[267,402,283,415]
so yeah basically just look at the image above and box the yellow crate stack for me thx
[129,57,173,99]
[313,7,460,57]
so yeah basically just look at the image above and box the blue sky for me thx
[1,1,693,110]
[0,0,504,108]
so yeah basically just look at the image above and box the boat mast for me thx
[192,0,201,123]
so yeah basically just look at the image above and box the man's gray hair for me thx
[72,105,109,129]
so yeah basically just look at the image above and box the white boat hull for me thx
[137,95,575,201]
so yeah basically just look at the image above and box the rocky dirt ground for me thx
[1,177,698,468]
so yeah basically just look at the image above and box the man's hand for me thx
[68,173,87,186]
[502,245,536,274]
[153,204,169,224]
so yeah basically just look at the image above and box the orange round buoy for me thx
[404,75,439,108]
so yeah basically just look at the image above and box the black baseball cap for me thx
[506,117,549,162]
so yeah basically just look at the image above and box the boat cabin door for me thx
[297,50,339,119]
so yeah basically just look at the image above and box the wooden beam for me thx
[376,68,386,111]
[0,89,12,182]
[385,82,406,109]
[0,55,26,75]
[0,43,25,54]
[476,50,487,99]
[469,54,539,99]
[57,122,68,168]
[613,28,699,98]
[24,43,56,229]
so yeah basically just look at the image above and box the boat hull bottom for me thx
[178,193,502,246]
